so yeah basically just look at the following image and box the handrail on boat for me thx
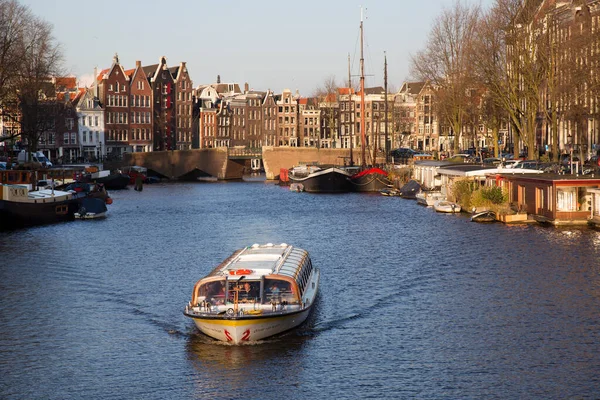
[273,245,293,274]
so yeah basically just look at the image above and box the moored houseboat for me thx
[349,167,391,192]
[184,243,320,344]
[288,165,351,193]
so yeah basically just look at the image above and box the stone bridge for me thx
[122,147,379,180]
[123,149,245,180]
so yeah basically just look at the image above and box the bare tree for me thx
[0,0,63,154]
[315,75,339,149]
[472,0,545,160]
[410,0,481,153]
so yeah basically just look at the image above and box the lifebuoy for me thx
[228,269,252,275]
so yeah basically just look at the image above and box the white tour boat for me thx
[184,243,320,344]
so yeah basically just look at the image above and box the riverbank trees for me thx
[411,0,600,160]
[0,0,63,153]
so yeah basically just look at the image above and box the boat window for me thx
[227,280,261,304]
[198,280,225,305]
[265,279,294,303]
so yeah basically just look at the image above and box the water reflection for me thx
[186,331,311,398]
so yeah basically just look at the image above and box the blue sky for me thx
[22,0,492,95]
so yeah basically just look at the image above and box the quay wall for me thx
[262,147,353,180]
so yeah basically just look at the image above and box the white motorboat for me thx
[470,210,497,222]
[184,243,320,344]
[434,200,461,213]
[415,191,445,207]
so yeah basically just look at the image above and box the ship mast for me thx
[348,53,354,166]
[360,7,366,168]
[384,51,389,163]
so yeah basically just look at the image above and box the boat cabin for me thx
[496,173,600,225]
[190,243,315,313]
[588,188,600,228]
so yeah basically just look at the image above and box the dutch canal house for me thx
[75,77,105,161]
[125,61,153,153]
[142,57,177,152]
[97,55,131,159]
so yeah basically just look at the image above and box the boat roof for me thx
[208,243,309,280]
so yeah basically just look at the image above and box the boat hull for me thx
[186,307,312,344]
[349,168,391,192]
[434,201,461,213]
[0,197,77,228]
[95,174,130,190]
[471,211,497,222]
[289,168,351,193]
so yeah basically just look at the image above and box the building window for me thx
[64,133,69,144]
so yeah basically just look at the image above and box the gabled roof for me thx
[96,68,109,82]
[124,68,135,78]
[399,81,425,95]
[55,77,77,91]
[71,88,86,105]
[338,87,355,95]
[142,64,159,79]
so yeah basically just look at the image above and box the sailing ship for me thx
[348,10,392,192]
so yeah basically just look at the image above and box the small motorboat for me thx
[74,197,108,219]
[434,200,461,213]
[381,187,401,197]
[471,210,497,222]
[416,191,445,207]
[184,243,320,344]
[289,183,304,192]
[398,180,422,199]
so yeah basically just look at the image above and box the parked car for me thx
[17,151,53,169]
[559,154,580,166]
[585,155,600,167]
[391,148,430,158]
[483,157,501,166]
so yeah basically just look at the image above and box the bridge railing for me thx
[227,147,263,159]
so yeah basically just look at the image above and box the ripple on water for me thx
[2,182,600,399]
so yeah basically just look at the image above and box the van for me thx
[17,151,53,169]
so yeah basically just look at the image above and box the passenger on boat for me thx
[268,282,280,296]
[240,282,259,302]
[205,281,225,305]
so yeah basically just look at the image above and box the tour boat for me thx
[184,243,320,344]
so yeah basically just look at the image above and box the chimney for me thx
[244,82,249,93]
[217,74,221,84]
[136,60,141,68]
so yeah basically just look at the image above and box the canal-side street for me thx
[2,181,600,399]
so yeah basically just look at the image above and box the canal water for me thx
[2,180,600,399]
